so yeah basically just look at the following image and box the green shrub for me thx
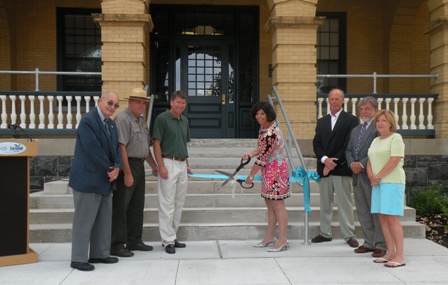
[409,184,448,216]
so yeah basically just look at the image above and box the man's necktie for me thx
[354,123,367,161]
[104,118,111,137]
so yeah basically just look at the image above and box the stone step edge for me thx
[29,220,424,229]
[29,205,417,212]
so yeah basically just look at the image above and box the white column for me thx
[393,98,400,129]
[401,98,408,130]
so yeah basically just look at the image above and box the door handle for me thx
[221,94,226,105]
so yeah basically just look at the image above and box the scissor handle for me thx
[236,179,254,189]
[235,157,251,172]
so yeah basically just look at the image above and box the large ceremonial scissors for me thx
[216,157,254,190]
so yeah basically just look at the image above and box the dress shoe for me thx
[174,240,186,248]
[165,244,175,254]
[88,257,119,264]
[253,237,277,248]
[127,242,153,251]
[354,245,375,253]
[267,241,289,252]
[372,249,386,257]
[110,247,134,257]
[311,235,332,243]
[70,261,95,271]
[347,237,359,248]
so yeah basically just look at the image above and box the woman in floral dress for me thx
[243,102,290,252]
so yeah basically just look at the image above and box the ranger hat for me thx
[125,88,150,101]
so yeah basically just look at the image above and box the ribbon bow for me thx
[291,166,320,212]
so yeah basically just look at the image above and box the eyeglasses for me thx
[107,101,120,109]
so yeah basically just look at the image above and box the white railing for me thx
[0,92,100,130]
[317,94,437,131]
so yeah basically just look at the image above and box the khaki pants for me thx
[158,158,188,246]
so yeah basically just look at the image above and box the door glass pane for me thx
[185,45,223,97]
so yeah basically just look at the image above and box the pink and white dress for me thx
[255,122,290,200]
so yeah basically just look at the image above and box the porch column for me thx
[426,0,448,138]
[265,0,324,139]
[93,0,153,109]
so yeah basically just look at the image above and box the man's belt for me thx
[162,155,186,162]
[128,157,145,162]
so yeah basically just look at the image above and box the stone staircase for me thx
[29,139,425,242]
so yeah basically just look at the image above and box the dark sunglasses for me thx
[107,101,120,109]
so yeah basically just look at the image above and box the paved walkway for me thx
[1,238,447,285]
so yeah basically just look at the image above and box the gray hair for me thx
[357,96,378,109]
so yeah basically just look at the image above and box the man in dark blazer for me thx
[346,96,386,257]
[312,88,360,247]
[69,91,122,271]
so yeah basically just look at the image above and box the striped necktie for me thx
[354,123,367,161]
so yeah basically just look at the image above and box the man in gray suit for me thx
[346,96,386,257]
[69,91,122,271]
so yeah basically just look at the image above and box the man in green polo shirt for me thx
[153,90,192,254]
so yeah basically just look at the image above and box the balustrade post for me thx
[409,98,417,130]
[19,95,26,128]
[48,96,55,129]
[393,98,400,129]
[350,98,358,115]
[343,98,349,112]
[427,98,434,129]
[10,95,17,125]
[75,96,82,129]
[418,98,425,130]
[377,98,383,110]
[56,96,63,129]
[385,98,391,110]
[66,96,73,129]
[0,95,7,128]
[401,98,409,129]
[29,96,36,129]
[38,96,45,129]
[85,96,91,113]
[317,98,324,119]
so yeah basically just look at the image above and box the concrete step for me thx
[31,193,322,209]
[29,220,426,243]
[42,175,320,195]
[29,206,418,225]
[32,140,424,243]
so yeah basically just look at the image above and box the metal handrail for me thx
[317,72,438,94]
[0,68,101,91]
[267,85,311,245]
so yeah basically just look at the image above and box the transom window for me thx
[57,8,102,91]
[316,13,346,94]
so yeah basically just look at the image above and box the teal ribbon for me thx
[290,166,320,212]
[147,167,319,212]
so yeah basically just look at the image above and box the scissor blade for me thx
[215,170,233,177]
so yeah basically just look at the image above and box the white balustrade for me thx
[315,94,437,132]
[0,93,99,131]
[0,93,439,134]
